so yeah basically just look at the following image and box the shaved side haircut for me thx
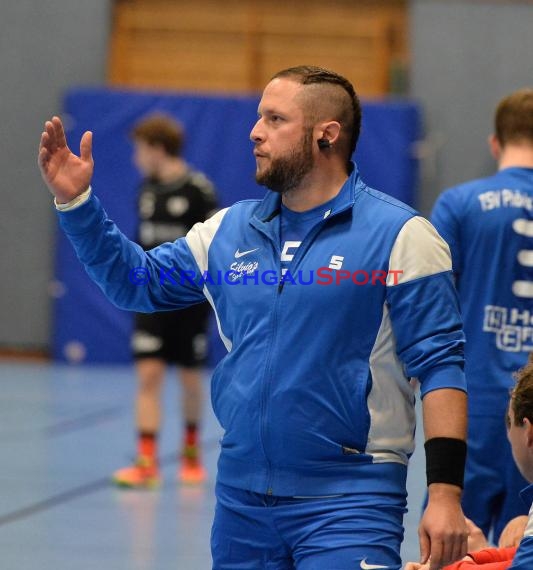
[271,65,362,163]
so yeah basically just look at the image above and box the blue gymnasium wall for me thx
[53,88,420,365]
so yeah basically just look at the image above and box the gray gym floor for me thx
[0,361,425,569]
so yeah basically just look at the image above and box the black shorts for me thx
[132,302,210,367]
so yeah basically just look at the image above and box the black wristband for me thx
[425,437,466,488]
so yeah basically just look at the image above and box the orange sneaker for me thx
[112,456,161,489]
[178,446,207,484]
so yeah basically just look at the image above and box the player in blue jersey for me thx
[39,66,468,570]
[406,354,533,570]
[431,88,533,544]
[505,354,533,569]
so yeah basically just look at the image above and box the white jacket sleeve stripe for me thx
[387,216,452,286]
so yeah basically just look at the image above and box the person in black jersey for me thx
[113,113,218,488]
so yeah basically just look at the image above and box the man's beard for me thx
[255,128,314,194]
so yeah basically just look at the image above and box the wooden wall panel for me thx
[108,0,408,96]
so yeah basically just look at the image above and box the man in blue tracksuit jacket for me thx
[39,66,468,570]
[431,88,533,544]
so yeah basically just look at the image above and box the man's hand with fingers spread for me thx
[38,116,94,204]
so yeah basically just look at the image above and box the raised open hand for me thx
[38,116,94,204]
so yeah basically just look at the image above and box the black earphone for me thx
[317,138,332,149]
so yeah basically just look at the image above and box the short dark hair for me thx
[271,65,361,161]
[511,353,533,427]
[131,113,184,156]
[495,88,533,146]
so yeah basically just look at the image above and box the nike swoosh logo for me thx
[360,560,389,570]
[234,248,259,258]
